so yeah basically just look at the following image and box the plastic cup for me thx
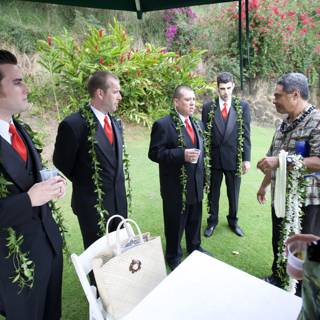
[190,148,201,164]
[286,240,307,280]
[40,168,59,181]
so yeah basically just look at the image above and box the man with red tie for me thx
[53,71,127,251]
[148,85,208,270]
[0,50,66,319]
[202,72,251,238]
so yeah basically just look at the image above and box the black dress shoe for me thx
[204,225,216,237]
[263,275,282,288]
[229,224,244,237]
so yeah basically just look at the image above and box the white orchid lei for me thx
[276,154,305,291]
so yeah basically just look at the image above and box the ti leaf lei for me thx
[170,108,202,213]
[276,155,305,290]
[1,118,69,292]
[79,105,132,235]
[0,173,35,292]
[203,96,244,213]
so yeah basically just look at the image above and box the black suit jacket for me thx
[148,114,204,206]
[0,120,62,301]
[202,97,251,171]
[53,107,127,220]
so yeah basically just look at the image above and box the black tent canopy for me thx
[23,0,250,88]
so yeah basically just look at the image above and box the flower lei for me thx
[79,105,132,235]
[276,154,305,290]
[203,96,244,212]
[1,118,69,292]
[169,108,202,213]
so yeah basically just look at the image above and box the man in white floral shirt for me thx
[257,72,320,289]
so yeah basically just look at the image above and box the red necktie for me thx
[104,115,114,145]
[221,102,228,121]
[185,118,195,144]
[9,123,27,162]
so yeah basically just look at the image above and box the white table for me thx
[125,251,302,320]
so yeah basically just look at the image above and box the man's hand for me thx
[257,156,279,174]
[242,161,250,174]
[184,148,200,163]
[27,176,67,207]
[257,186,267,204]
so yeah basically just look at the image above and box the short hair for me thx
[217,72,234,86]
[0,50,18,83]
[276,72,309,100]
[87,70,119,98]
[173,85,194,100]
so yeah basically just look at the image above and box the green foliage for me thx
[6,228,35,292]
[36,20,209,125]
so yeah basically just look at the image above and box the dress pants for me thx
[207,169,241,227]
[162,200,202,267]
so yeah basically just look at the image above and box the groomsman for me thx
[53,71,127,251]
[202,72,251,237]
[148,85,208,270]
[0,50,66,319]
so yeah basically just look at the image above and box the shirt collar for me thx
[90,105,111,127]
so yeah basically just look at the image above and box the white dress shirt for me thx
[90,105,112,128]
[0,119,13,144]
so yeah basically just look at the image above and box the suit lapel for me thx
[0,121,38,191]
[110,115,123,177]
[222,99,237,143]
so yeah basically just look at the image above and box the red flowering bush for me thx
[224,0,320,82]
[36,20,209,126]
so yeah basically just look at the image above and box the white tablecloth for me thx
[125,251,302,320]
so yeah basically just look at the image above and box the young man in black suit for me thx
[202,72,251,238]
[53,71,127,251]
[0,50,66,319]
[148,85,207,270]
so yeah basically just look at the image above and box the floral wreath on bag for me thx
[0,118,69,292]
[203,96,244,213]
[79,105,132,235]
[170,108,203,213]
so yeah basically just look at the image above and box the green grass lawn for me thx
[1,125,275,319]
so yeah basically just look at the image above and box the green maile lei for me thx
[170,108,202,213]
[79,105,132,235]
[203,96,244,212]
[276,155,305,290]
[1,118,69,292]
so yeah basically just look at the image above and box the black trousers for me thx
[162,200,202,266]
[207,169,241,227]
[0,233,63,320]
[271,205,320,275]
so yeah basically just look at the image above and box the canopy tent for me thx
[22,0,250,89]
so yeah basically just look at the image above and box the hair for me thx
[0,50,18,83]
[172,85,194,100]
[276,72,309,100]
[217,72,234,86]
[87,70,119,98]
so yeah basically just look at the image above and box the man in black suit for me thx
[203,72,251,238]
[148,85,207,270]
[0,50,66,319]
[53,71,127,251]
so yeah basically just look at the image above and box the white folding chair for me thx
[71,224,133,320]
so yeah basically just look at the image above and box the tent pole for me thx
[238,0,243,90]
[245,0,251,93]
